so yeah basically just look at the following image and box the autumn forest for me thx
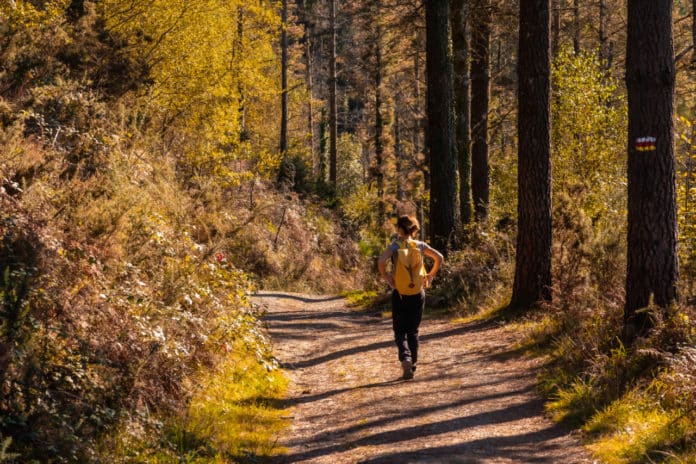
[0,0,695,462]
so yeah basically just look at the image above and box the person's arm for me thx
[423,245,443,287]
[377,247,395,289]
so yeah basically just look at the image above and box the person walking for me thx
[377,215,443,380]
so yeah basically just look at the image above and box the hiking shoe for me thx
[401,360,414,380]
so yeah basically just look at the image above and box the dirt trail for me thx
[256,292,594,464]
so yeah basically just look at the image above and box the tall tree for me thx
[328,0,338,187]
[552,0,562,57]
[511,0,552,309]
[572,0,580,53]
[451,0,473,225]
[470,0,491,221]
[278,0,292,185]
[425,0,460,251]
[598,0,608,65]
[235,6,247,142]
[298,0,316,176]
[623,0,678,342]
[280,0,289,156]
[395,106,405,201]
[374,22,386,228]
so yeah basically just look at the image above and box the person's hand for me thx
[424,274,435,288]
[384,274,395,289]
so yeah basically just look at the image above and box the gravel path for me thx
[256,291,595,464]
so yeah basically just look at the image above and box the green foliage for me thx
[336,133,365,199]
[343,290,378,309]
[103,345,287,462]
[99,0,281,186]
[552,47,627,228]
[585,389,693,464]
[433,226,515,313]
[676,115,696,293]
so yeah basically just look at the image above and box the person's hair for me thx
[396,215,420,237]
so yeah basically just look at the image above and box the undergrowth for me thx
[527,194,696,463]
[102,344,288,463]
[0,3,363,461]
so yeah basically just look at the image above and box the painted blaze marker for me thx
[636,137,657,152]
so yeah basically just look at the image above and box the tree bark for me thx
[451,0,473,225]
[414,33,429,192]
[319,108,328,182]
[299,0,317,178]
[470,0,491,221]
[395,106,404,201]
[278,0,293,186]
[599,0,608,67]
[280,0,289,156]
[623,0,678,343]
[573,0,580,54]
[374,24,386,227]
[511,0,552,309]
[329,0,339,187]
[425,0,460,251]
[236,7,247,142]
[552,0,561,57]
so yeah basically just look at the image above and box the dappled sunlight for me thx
[260,293,592,463]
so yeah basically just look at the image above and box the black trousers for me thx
[391,289,425,364]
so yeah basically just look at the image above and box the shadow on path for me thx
[356,424,576,463]
[279,398,561,463]
[274,320,497,371]
[255,292,345,303]
[293,385,536,443]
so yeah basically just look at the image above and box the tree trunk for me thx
[425,0,460,252]
[236,7,247,142]
[552,0,561,57]
[414,34,429,192]
[511,0,552,309]
[299,1,317,178]
[278,0,294,186]
[623,0,678,343]
[329,0,338,187]
[693,0,696,63]
[319,108,328,182]
[374,25,385,228]
[471,0,491,221]
[280,0,289,156]
[395,107,404,201]
[451,0,473,226]
[599,0,608,67]
[573,0,580,54]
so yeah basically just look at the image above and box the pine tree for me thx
[623,0,678,342]
[329,0,339,187]
[470,0,491,221]
[451,0,473,225]
[425,0,460,251]
[510,0,552,309]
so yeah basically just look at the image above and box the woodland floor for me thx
[255,291,595,464]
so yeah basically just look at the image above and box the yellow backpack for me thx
[394,239,426,296]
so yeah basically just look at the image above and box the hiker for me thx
[377,215,443,380]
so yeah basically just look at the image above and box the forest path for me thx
[255,292,595,464]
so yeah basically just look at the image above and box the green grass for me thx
[342,289,379,309]
[584,390,689,464]
[179,351,289,462]
[546,379,599,426]
[105,347,288,463]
